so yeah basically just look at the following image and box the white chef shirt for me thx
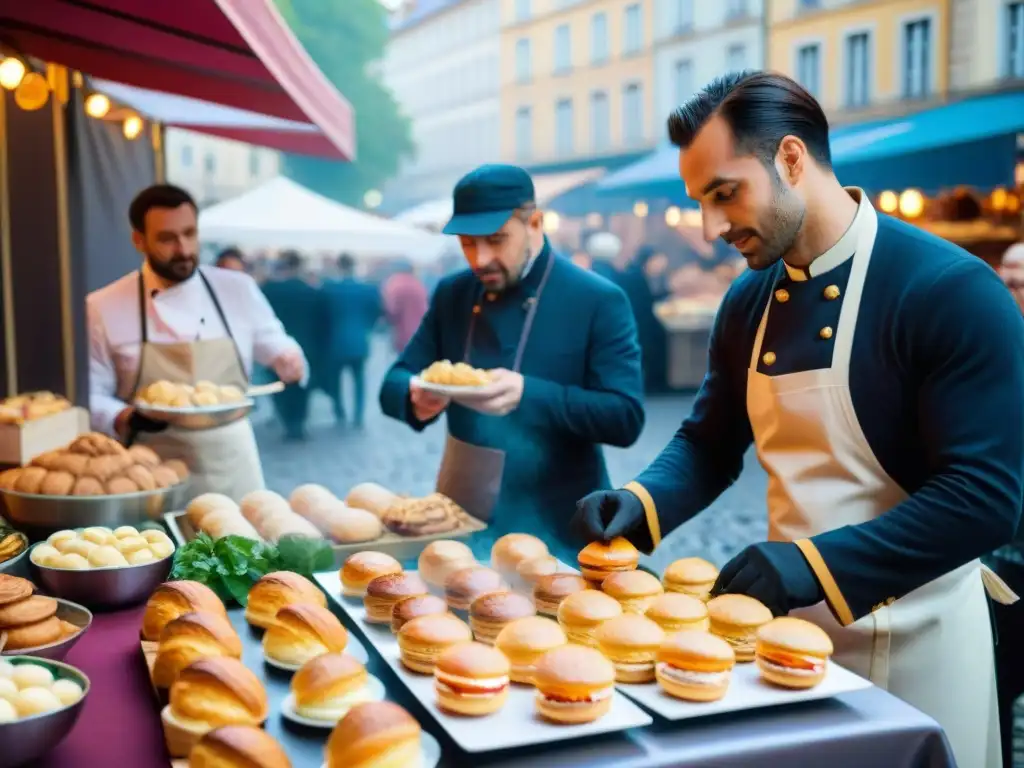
[87,263,304,435]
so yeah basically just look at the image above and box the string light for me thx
[13,72,49,111]
[0,57,25,90]
[664,206,682,226]
[633,201,648,218]
[898,189,925,219]
[84,92,110,118]
[123,114,144,140]
[877,190,898,214]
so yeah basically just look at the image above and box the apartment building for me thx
[164,129,280,207]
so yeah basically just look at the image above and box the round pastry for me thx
[153,465,183,487]
[516,555,559,587]
[164,459,191,482]
[0,574,33,606]
[81,526,115,546]
[14,686,62,717]
[127,444,162,468]
[153,611,243,690]
[161,657,268,758]
[59,538,96,559]
[115,535,149,556]
[10,662,53,689]
[577,537,639,584]
[29,544,60,567]
[490,534,549,579]
[52,553,89,570]
[341,551,402,598]
[533,573,591,617]
[417,540,475,590]
[0,698,14,723]
[663,557,719,601]
[87,545,128,568]
[46,530,78,550]
[244,572,326,630]
[533,644,615,724]
[644,592,709,634]
[239,490,292,528]
[189,725,292,768]
[468,591,536,645]
[595,614,665,683]
[186,493,238,528]
[126,464,158,491]
[397,613,473,674]
[656,630,735,702]
[556,590,623,647]
[289,483,335,514]
[262,603,348,667]
[50,679,84,706]
[344,482,399,519]
[391,594,449,634]
[292,652,373,722]
[494,616,568,685]
[0,595,57,627]
[3,616,63,650]
[443,566,507,612]
[755,617,833,689]
[198,507,260,541]
[128,549,156,566]
[71,477,105,496]
[706,594,774,662]
[325,701,421,768]
[600,570,664,614]
[14,466,47,494]
[434,641,510,716]
[40,470,75,495]
[106,476,140,495]
[364,572,429,625]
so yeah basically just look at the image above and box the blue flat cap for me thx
[443,164,535,236]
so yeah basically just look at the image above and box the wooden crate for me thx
[0,407,87,466]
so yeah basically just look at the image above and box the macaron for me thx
[644,592,709,634]
[533,644,615,724]
[469,591,536,645]
[418,540,475,591]
[444,566,507,612]
[755,617,833,689]
[577,537,639,584]
[341,551,403,598]
[533,574,591,618]
[397,614,473,674]
[556,590,622,648]
[706,594,773,662]
[516,555,559,588]
[595,614,665,683]
[490,534,549,579]
[662,557,719,600]
[391,594,449,634]
[656,630,736,702]
[494,616,568,685]
[600,570,664,615]
[433,641,510,716]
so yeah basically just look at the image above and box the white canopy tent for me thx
[199,177,452,262]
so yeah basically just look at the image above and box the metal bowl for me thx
[0,546,30,580]
[0,481,189,539]
[135,400,254,430]
[0,655,90,768]
[1,598,92,661]
[29,542,173,610]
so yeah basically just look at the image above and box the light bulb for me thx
[123,114,143,140]
[878,190,898,214]
[898,189,925,219]
[84,93,111,118]
[0,58,26,90]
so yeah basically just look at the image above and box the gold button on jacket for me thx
[824,285,841,300]
[819,326,834,340]
[762,351,776,366]
[775,289,790,303]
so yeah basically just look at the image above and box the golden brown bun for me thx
[658,629,736,672]
[707,594,773,662]
[644,592,709,633]
[533,645,615,723]
[435,640,510,679]
[417,540,475,589]
[14,466,47,494]
[0,575,33,608]
[443,566,507,611]
[469,591,535,645]
[244,572,325,629]
[391,594,449,633]
[663,557,719,599]
[364,573,429,624]
[189,725,292,768]
[288,483,335,515]
[3,616,63,649]
[262,603,348,666]
[596,614,664,682]
[291,488,382,544]
[292,652,368,708]
[0,595,57,628]
[169,657,268,729]
[325,701,421,768]
[341,552,402,597]
[127,444,162,468]
[40,471,75,495]
[433,642,510,716]
[186,494,239,529]
[577,537,639,583]
[600,570,664,614]
[754,617,832,690]
[153,611,243,690]
[490,534,549,576]
[494,616,567,684]
[198,508,260,541]
[344,483,399,519]
[397,614,472,674]
[557,589,623,625]
[533,573,591,616]
[164,459,191,481]
[515,555,559,586]
[142,580,227,642]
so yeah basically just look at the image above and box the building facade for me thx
[948,0,1024,90]
[164,128,280,207]
[381,0,502,211]
[652,0,765,128]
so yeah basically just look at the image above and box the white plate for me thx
[135,399,255,416]
[410,375,491,398]
[314,569,653,753]
[280,675,386,728]
[616,658,872,720]
[262,636,370,671]
[318,731,441,768]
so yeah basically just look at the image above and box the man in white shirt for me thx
[87,184,306,499]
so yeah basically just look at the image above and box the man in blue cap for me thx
[379,164,645,563]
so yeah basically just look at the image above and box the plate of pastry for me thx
[412,360,493,397]
[280,658,386,728]
[318,701,442,768]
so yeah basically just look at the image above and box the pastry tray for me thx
[165,511,487,567]
[314,568,654,753]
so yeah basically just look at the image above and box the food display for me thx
[433,641,510,716]
[188,725,291,768]
[468,591,535,645]
[662,557,720,601]
[417,540,474,590]
[656,630,736,702]
[289,484,381,543]
[577,537,639,584]
[340,551,402,598]
[289,653,376,723]
[240,490,323,543]
[490,533,548,580]
[397,613,473,674]
[533,573,591,617]
[324,701,423,768]
[261,603,348,669]
[706,594,774,662]
[141,580,228,642]
[0,518,28,567]
[363,572,429,624]
[600,570,664,615]
[533,644,616,724]
[0,574,80,651]
[419,360,492,387]
[0,658,84,721]
[595,614,665,683]
[443,565,506,611]
[152,610,243,690]
[556,590,623,648]
[0,435,188,496]
[244,572,326,630]
[136,380,247,408]
[185,494,260,541]
[0,391,71,425]
[494,616,567,685]
[644,592,710,634]
[32,526,175,569]
[755,617,834,689]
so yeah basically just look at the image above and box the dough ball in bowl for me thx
[127,445,161,468]
[71,477,104,497]
[218,385,245,403]
[125,465,157,492]
[151,466,180,488]
[13,467,47,495]
[191,391,219,407]
[39,471,75,496]
[88,546,128,568]
[105,477,140,495]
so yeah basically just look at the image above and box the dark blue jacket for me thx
[321,278,381,361]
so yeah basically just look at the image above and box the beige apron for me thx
[435,253,555,521]
[117,270,266,501]
[747,196,1010,768]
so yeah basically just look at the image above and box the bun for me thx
[391,594,449,633]
[469,591,535,645]
[443,566,506,612]
[363,573,428,624]
[292,491,382,544]
[755,617,832,689]
[577,537,639,584]
[127,445,161,468]
[490,534,548,577]
[189,725,291,768]
[533,645,615,724]
[707,594,773,662]
[418,540,475,589]
[187,494,238,529]
[644,592,709,634]
[344,483,399,519]
[244,572,326,630]
[153,611,243,690]
[397,614,472,674]
[341,551,402,598]
[3,616,63,650]
[656,630,735,702]
[556,590,622,648]
[291,652,373,722]
[663,557,719,600]
[197,508,260,541]
[14,467,47,494]
[533,573,591,617]
[325,701,421,768]
[600,570,664,614]
[434,641,510,716]
[494,616,567,685]
[595,614,664,683]
[262,603,348,667]
[516,555,559,587]
[239,490,320,544]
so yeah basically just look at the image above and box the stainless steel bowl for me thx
[0,481,189,538]
[1,598,92,661]
[29,543,173,610]
[0,655,90,768]
[135,400,254,430]
[0,546,30,579]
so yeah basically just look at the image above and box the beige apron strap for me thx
[980,563,1019,605]
[828,201,878,380]
[869,607,891,688]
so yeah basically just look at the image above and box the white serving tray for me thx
[314,569,653,753]
[410,375,491,399]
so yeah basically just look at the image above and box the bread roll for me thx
[153,611,243,690]
[71,476,105,496]
[325,701,421,768]
[187,494,239,529]
[13,467,47,494]
[39,470,75,496]
[0,468,20,491]
[239,490,291,528]
[244,572,326,630]
[292,496,381,544]
[189,725,291,768]
[344,483,399,519]
[126,464,157,491]
[106,476,139,495]
[198,508,260,541]
[152,465,180,488]
[257,510,322,544]
[164,459,190,481]
[288,484,335,516]
[127,444,162,468]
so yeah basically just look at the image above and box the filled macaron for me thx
[491,533,549,580]
[468,591,535,645]
[533,645,615,724]
[577,537,639,584]
[556,590,622,648]
[662,557,719,601]
[397,613,473,674]
[656,630,735,702]
[600,569,664,615]
[595,614,665,683]
[364,572,429,624]
[644,592,709,634]
[433,641,510,716]
[443,566,507,612]
[533,573,590,617]
[706,594,773,662]
[340,551,402,598]
[755,617,833,689]
[494,616,568,685]
[391,594,449,634]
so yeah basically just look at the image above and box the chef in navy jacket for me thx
[575,71,1023,768]
[380,165,644,565]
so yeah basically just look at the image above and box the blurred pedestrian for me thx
[586,232,624,286]
[382,262,428,353]
[621,244,671,393]
[215,247,247,272]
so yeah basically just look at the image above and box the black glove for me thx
[124,410,168,447]
[572,490,652,552]
[712,541,825,617]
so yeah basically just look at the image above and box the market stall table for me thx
[34,599,956,768]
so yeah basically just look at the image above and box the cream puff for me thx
[340,551,402,598]
[656,630,735,702]
[291,652,375,722]
[706,594,773,662]
[244,572,326,630]
[364,572,429,624]
[468,591,536,645]
[596,613,665,683]
[755,617,833,689]
[495,616,568,685]
[434,641,510,716]
[556,590,622,648]
[262,603,348,668]
[397,613,472,674]
[533,645,615,724]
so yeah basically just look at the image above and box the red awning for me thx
[0,0,355,159]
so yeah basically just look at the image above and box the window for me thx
[845,32,871,108]
[671,0,694,34]
[903,18,931,98]
[555,99,574,156]
[1006,2,1024,78]
[726,44,747,71]
[623,4,643,55]
[796,43,821,98]
[180,145,193,167]
[590,91,610,151]
[554,24,571,73]
[514,0,530,22]
[591,12,608,64]
[725,0,747,19]
[515,38,532,82]
[248,150,260,178]
[622,83,644,145]
[673,59,694,106]
[203,152,216,175]
[798,0,820,10]
[515,107,532,160]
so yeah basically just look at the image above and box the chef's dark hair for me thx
[128,184,197,233]
[667,70,832,169]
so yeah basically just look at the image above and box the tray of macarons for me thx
[314,534,654,753]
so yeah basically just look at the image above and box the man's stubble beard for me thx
[746,172,806,272]
[147,252,198,284]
